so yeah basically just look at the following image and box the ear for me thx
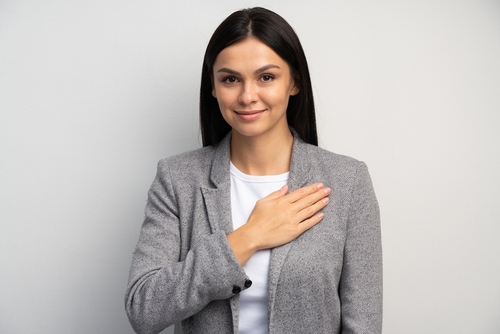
[290,83,300,96]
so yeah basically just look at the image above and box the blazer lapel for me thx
[200,133,233,235]
[267,133,311,322]
[199,133,240,332]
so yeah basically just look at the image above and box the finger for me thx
[297,212,325,234]
[295,196,329,223]
[264,184,288,200]
[293,187,331,211]
[286,183,324,203]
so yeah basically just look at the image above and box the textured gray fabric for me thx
[125,132,382,334]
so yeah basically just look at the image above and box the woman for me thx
[125,7,382,334]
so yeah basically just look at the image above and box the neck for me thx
[230,128,293,176]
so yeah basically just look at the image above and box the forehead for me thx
[213,38,289,70]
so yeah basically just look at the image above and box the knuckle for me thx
[302,193,317,206]
[304,206,315,217]
[315,188,327,199]
[316,195,328,207]
[296,188,308,197]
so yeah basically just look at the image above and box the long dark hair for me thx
[200,7,317,147]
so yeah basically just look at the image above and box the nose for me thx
[238,82,258,106]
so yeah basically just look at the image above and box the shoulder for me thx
[162,145,215,167]
[307,144,360,165]
[155,145,217,184]
[153,132,231,192]
[296,140,367,178]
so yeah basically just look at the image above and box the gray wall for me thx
[1,1,499,333]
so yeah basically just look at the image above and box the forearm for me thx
[125,230,249,334]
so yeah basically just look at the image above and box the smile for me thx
[234,110,265,121]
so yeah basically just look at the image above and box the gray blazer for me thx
[125,132,382,334]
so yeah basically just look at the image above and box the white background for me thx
[1,1,499,333]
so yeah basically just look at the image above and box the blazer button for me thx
[232,286,241,294]
[244,279,252,288]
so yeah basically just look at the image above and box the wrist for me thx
[227,226,259,266]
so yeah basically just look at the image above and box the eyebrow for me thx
[216,64,281,75]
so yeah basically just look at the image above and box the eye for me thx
[222,76,239,84]
[260,74,274,82]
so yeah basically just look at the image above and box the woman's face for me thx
[212,37,299,140]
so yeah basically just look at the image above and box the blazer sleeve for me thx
[340,162,383,334]
[125,159,249,334]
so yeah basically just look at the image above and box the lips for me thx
[235,110,264,115]
[234,109,265,121]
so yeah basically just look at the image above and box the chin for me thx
[232,127,265,138]
[232,124,286,140]
[226,116,289,140]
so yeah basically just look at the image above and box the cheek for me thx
[262,88,290,106]
[214,86,235,107]
[217,100,234,126]
[215,93,237,119]
[215,93,233,111]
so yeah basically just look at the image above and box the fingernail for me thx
[324,187,331,195]
[322,198,329,204]
[317,183,324,189]
[317,212,325,219]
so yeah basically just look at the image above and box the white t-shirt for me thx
[230,162,289,334]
